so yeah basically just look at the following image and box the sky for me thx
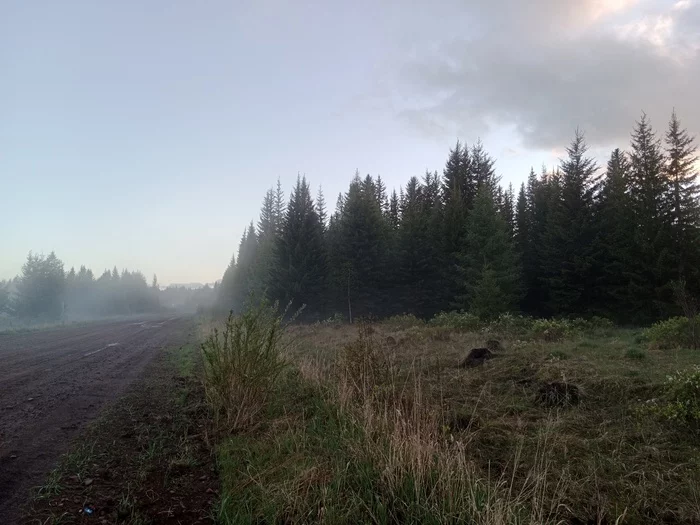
[2,0,699,285]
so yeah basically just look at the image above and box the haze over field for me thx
[2,0,699,284]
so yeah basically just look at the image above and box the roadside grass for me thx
[208,317,700,524]
[25,325,218,524]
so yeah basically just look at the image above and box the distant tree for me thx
[14,251,66,319]
[0,280,9,314]
[152,274,159,289]
[274,178,285,236]
[388,189,400,231]
[316,186,328,233]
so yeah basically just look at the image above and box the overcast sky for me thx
[2,0,698,284]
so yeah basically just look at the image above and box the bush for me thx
[642,316,699,349]
[624,348,646,360]
[201,303,288,432]
[429,311,482,331]
[384,313,424,329]
[528,319,573,341]
[645,366,700,427]
[488,313,534,335]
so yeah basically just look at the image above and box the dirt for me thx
[23,339,217,524]
[0,317,191,524]
[459,347,494,368]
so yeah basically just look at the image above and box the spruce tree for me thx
[628,113,673,319]
[329,175,390,317]
[454,186,521,319]
[544,130,599,314]
[270,176,326,317]
[591,148,636,320]
[664,110,700,289]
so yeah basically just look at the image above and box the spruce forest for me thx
[218,111,700,324]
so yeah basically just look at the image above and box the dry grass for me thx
[211,317,700,524]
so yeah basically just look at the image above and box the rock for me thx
[537,382,581,407]
[84,478,94,487]
[459,348,493,368]
[10,454,17,459]
[486,340,503,351]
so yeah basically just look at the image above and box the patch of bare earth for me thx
[24,343,218,525]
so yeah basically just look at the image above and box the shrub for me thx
[430,311,482,331]
[488,313,534,335]
[384,313,424,329]
[321,312,346,325]
[624,348,646,360]
[645,366,700,427]
[528,319,573,342]
[201,303,289,432]
[642,316,699,349]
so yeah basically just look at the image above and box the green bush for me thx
[645,366,700,427]
[201,303,289,432]
[488,313,534,335]
[642,316,699,349]
[528,319,574,341]
[384,313,424,329]
[429,311,482,331]
[624,348,646,360]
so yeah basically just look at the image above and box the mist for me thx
[0,251,217,331]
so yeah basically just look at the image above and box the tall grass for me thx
[201,302,288,432]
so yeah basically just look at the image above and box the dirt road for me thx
[0,317,191,523]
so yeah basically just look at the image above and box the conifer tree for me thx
[271,176,327,317]
[544,130,599,314]
[628,113,673,319]
[592,148,636,319]
[664,110,700,287]
[454,186,520,318]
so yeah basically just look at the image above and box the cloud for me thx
[388,0,700,151]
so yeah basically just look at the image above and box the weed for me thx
[624,347,646,360]
[35,469,63,499]
[201,302,290,432]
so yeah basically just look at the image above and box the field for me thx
[20,313,700,524]
[210,315,700,525]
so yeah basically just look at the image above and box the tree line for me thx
[0,252,162,320]
[218,111,700,324]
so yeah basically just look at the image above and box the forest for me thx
[217,111,700,324]
[0,252,162,321]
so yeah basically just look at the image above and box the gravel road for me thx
[0,317,191,523]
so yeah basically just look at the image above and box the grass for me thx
[205,315,700,524]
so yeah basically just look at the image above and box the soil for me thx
[0,318,197,524]
[459,347,494,368]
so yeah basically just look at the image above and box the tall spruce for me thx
[665,110,700,289]
[543,130,599,314]
[592,148,636,320]
[270,176,326,317]
[628,113,673,320]
[454,186,521,319]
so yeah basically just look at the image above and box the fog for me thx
[0,251,217,331]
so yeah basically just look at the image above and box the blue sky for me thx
[2,0,698,284]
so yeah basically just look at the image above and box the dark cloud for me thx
[391,0,700,150]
